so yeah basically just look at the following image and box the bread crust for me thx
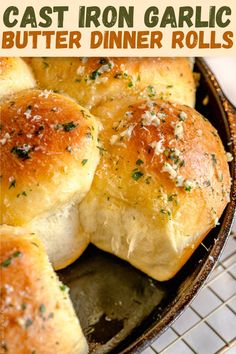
[0,89,99,226]
[25,57,195,109]
[0,89,100,270]
[0,225,88,354]
[79,97,231,281]
[0,58,35,99]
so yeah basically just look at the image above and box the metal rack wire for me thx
[142,224,236,354]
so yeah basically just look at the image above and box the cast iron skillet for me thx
[58,58,236,354]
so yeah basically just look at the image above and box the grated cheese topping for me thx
[0,133,11,145]
[141,111,160,127]
[38,90,53,98]
[150,138,165,156]
[174,121,184,139]
[162,162,177,179]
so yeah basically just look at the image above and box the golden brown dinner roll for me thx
[0,225,88,354]
[79,98,231,281]
[0,89,100,270]
[0,58,35,99]
[26,57,195,109]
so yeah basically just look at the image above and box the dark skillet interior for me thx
[58,58,236,354]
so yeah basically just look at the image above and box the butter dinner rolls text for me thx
[0,225,88,354]
[0,89,100,269]
[0,57,35,99]
[25,57,196,109]
[79,98,231,281]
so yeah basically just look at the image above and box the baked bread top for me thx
[82,97,232,280]
[92,97,230,215]
[0,225,88,354]
[0,89,100,226]
[25,57,195,109]
[0,58,35,99]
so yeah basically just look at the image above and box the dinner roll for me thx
[26,57,195,109]
[0,57,35,99]
[0,225,88,354]
[80,98,231,281]
[0,89,100,269]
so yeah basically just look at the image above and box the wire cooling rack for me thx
[141,221,236,354]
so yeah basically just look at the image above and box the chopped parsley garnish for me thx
[128,81,133,87]
[9,179,16,189]
[164,148,184,166]
[1,251,22,267]
[211,131,218,137]
[1,258,12,268]
[62,122,78,132]
[169,152,179,163]
[25,319,33,329]
[90,69,101,80]
[60,284,69,292]
[81,159,88,166]
[164,149,170,157]
[13,251,22,258]
[160,209,171,217]
[147,85,156,98]
[211,154,217,167]
[185,185,192,192]
[168,194,177,202]
[21,303,27,310]
[11,145,32,160]
[136,159,144,166]
[17,191,27,198]
[97,145,107,155]
[55,122,76,132]
[132,169,144,181]
[39,304,46,314]
[81,110,91,119]
[178,111,187,121]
